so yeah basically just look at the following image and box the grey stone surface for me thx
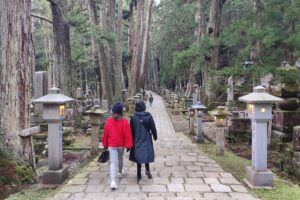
[42,166,69,184]
[49,92,258,200]
[210,183,232,192]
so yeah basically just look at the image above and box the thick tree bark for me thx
[0,0,32,157]
[99,0,113,104]
[116,0,125,91]
[88,0,101,98]
[128,2,134,79]
[139,0,153,89]
[49,0,73,96]
[128,0,143,96]
[195,0,206,43]
[205,0,226,102]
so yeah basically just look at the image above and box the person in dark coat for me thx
[149,93,154,107]
[129,100,157,181]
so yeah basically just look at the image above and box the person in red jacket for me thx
[102,102,133,190]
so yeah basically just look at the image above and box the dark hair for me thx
[135,100,146,112]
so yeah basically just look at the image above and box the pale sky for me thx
[154,0,161,5]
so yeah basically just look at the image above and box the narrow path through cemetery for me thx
[48,93,259,200]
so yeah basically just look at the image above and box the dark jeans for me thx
[137,163,150,176]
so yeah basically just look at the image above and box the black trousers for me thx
[137,163,150,175]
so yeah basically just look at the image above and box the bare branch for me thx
[31,13,53,24]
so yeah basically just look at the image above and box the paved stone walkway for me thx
[49,93,259,200]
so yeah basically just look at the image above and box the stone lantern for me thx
[189,107,196,135]
[192,102,207,143]
[239,86,283,187]
[212,106,229,156]
[134,95,140,103]
[33,86,74,184]
[86,106,106,155]
[127,98,134,115]
[185,98,193,110]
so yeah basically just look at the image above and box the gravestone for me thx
[227,76,234,103]
[102,100,109,110]
[94,99,101,107]
[76,87,83,99]
[122,89,127,103]
[34,71,48,115]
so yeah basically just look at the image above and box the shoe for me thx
[118,172,126,178]
[145,171,152,179]
[110,181,117,190]
[137,174,142,181]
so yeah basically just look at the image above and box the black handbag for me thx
[98,150,109,163]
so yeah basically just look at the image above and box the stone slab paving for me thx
[48,93,260,200]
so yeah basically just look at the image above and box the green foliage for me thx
[151,0,197,87]
[276,66,300,85]
[0,150,36,199]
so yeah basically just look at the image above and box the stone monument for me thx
[227,76,234,103]
[239,86,282,187]
[192,102,207,143]
[33,86,74,184]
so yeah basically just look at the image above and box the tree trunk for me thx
[195,0,206,43]
[50,0,73,96]
[128,0,143,96]
[139,0,153,89]
[205,0,226,102]
[0,0,32,157]
[251,0,262,64]
[88,0,101,99]
[99,0,113,104]
[128,2,134,85]
[116,0,125,90]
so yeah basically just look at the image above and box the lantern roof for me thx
[192,102,207,110]
[239,86,283,103]
[85,107,108,115]
[33,86,74,104]
[209,106,231,117]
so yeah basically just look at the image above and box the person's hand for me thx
[126,148,130,152]
[153,136,157,141]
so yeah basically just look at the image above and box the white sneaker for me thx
[110,180,117,190]
[117,169,126,178]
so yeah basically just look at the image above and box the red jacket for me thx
[102,117,133,149]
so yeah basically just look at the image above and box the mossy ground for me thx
[0,150,36,200]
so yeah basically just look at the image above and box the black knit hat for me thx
[112,102,123,115]
[135,100,146,112]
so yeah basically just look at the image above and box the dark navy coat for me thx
[129,112,157,164]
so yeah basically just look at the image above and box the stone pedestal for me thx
[216,127,225,156]
[189,110,195,135]
[42,166,69,184]
[293,126,300,151]
[48,123,63,170]
[195,111,204,143]
[293,126,300,177]
[245,166,273,187]
[89,107,102,155]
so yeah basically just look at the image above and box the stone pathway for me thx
[49,93,259,200]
